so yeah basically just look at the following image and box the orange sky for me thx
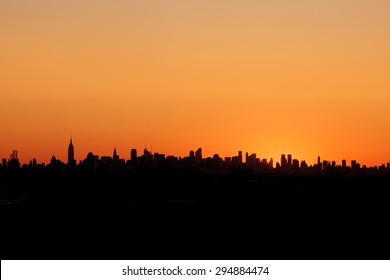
[1,0,390,166]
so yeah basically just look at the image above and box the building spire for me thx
[67,136,75,166]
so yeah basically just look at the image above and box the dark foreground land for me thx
[1,171,390,259]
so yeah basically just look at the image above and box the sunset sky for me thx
[1,0,390,166]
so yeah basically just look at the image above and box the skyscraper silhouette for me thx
[281,154,287,168]
[113,147,119,161]
[287,154,292,166]
[67,137,75,167]
[195,148,202,159]
[131,149,137,162]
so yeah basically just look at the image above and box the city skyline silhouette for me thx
[1,138,389,173]
[2,140,390,260]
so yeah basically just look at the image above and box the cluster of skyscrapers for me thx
[1,138,390,175]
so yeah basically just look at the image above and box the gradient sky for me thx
[1,0,390,166]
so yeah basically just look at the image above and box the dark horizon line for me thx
[1,138,390,171]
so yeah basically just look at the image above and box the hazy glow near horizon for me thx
[1,0,390,166]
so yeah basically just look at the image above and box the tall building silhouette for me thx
[67,138,75,167]
[281,154,287,168]
[269,158,274,168]
[113,147,119,161]
[144,147,151,157]
[8,150,20,170]
[10,150,18,160]
[287,154,292,166]
[131,149,137,161]
[195,148,202,160]
[351,160,357,170]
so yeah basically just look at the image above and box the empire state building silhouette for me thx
[67,137,75,167]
